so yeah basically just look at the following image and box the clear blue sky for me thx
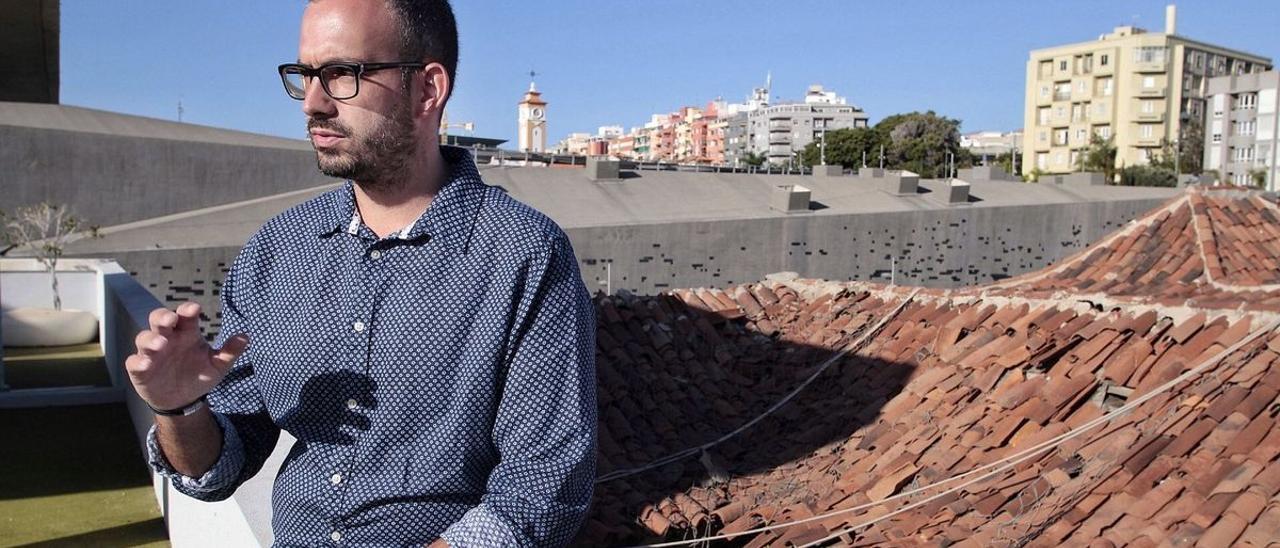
[61,1,1278,146]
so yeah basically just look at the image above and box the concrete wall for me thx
[0,126,336,227]
[89,196,1168,339]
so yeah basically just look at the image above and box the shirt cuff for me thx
[439,503,521,547]
[146,412,246,494]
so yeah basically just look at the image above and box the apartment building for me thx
[1022,5,1271,176]
[1204,70,1279,190]
[748,85,870,165]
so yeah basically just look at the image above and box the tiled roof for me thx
[976,189,1280,312]
[578,189,1280,546]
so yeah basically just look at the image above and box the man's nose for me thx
[301,78,337,119]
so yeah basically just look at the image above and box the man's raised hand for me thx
[125,301,248,412]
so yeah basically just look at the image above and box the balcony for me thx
[1137,87,1166,98]
[1135,112,1165,122]
[1133,59,1168,73]
[0,258,288,545]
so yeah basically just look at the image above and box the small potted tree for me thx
[1,203,101,347]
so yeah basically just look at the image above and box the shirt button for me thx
[330,472,343,485]
[369,250,382,260]
[352,321,365,333]
[330,530,342,542]
[346,398,358,410]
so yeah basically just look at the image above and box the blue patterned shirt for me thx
[146,146,597,547]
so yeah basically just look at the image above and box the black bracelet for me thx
[148,395,208,416]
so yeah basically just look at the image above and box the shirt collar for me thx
[319,145,486,253]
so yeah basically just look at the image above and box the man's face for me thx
[298,0,418,186]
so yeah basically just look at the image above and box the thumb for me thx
[210,334,250,372]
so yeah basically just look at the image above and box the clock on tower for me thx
[517,79,548,153]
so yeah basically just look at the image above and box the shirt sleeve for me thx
[441,233,598,547]
[144,238,282,502]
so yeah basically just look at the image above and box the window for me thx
[1077,80,1087,94]
[1096,77,1113,96]
[1235,120,1256,136]
[1100,54,1110,67]
[1055,106,1066,119]
[1134,46,1167,64]
[1233,146,1255,162]
[1054,128,1069,146]
[1142,101,1155,113]
[1040,85,1050,99]
[1055,82,1072,101]
[1096,125,1112,139]
[1038,107,1051,125]
[1141,125,1154,138]
[1076,128,1088,142]
[1237,93,1258,110]
[1213,133,1222,143]
[1143,76,1156,89]
[1071,104,1083,121]
[1037,152,1048,170]
[1070,150,1080,167]
[1059,60,1068,71]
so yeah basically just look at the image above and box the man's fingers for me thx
[124,353,151,374]
[135,330,168,355]
[176,301,202,332]
[148,308,179,336]
[210,334,250,372]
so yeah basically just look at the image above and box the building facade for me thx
[1021,5,1271,176]
[1204,70,1279,190]
[748,85,870,166]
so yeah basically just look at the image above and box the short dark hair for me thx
[385,0,458,93]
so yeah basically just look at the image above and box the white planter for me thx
[1,307,100,347]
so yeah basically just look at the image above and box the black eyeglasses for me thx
[278,61,426,100]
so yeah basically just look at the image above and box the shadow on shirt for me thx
[278,370,379,448]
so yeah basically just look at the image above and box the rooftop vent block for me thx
[859,167,885,179]
[881,171,919,195]
[770,184,811,213]
[586,156,621,181]
[1060,172,1106,186]
[958,165,1017,182]
[813,165,844,177]
[946,179,971,204]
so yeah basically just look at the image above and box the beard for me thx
[308,99,417,190]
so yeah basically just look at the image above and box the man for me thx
[125,0,597,545]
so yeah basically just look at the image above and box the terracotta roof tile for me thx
[580,191,1280,546]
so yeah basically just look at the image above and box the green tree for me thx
[1250,168,1268,189]
[874,111,972,178]
[1118,165,1177,187]
[740,152,767,168]
[1077,135,1118,183]
[799,127,887,168]
[1177,116,1205,175]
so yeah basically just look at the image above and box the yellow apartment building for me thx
[1022,6,1271,176]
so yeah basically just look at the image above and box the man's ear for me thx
[417,62,451,122]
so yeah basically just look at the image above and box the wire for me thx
[596,288,921,485]
[626,316,1279,548]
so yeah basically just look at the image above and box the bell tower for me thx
[517,73,547,153]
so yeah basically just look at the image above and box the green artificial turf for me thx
[0,404,169,547]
